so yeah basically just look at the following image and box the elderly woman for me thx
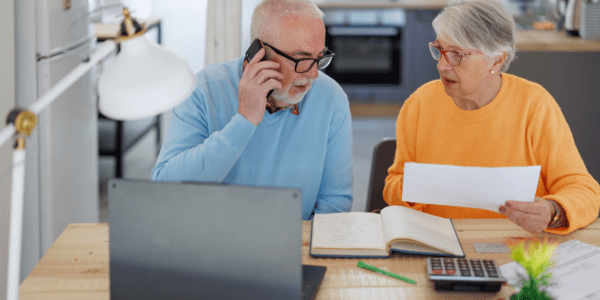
[383,0,600,234]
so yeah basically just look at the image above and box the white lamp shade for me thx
[98,36,196,120]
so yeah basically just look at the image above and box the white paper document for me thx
[500,239,600,300]
[402,163,541,212]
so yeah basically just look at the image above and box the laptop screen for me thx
[109,179,303,300]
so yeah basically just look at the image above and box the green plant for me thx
[508,239,556,300]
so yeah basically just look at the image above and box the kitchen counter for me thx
[317,2,600,52]
[316,0,447,10]
[516,30,600,52]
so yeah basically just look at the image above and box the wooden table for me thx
[19,219,600,300]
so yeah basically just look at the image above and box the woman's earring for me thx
[491,70,496,74]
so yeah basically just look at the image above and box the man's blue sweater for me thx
[152,58,353,220]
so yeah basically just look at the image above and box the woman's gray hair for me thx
[432,0,516,72]
[251,0,324,42]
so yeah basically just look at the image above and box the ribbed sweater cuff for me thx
[222,113,256,152]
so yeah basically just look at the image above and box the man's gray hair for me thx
[251,0,324,42]
[432,0,516,72]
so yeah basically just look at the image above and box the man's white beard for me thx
[271,78,313,105]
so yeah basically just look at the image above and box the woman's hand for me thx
[499,197,555,234]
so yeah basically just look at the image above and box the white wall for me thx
[241,0,262,56]
[144,0,209,134]
[98,0,209,135]
[0,0,16,297]
[148,0,266,70]
[150,0,208,75]
[99,0,208,74]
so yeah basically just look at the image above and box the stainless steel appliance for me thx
[325,25,402,85]
[580,0,600,39]
[13,0,99,282]
[321,9,439,103]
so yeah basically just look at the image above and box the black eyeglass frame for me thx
[263,42,335,73]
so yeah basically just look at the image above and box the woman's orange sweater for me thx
[383,73,600,235]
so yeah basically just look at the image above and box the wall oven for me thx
[321,9,440,103]
[324,25,402,85]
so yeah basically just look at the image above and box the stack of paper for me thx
[500,239,600,300]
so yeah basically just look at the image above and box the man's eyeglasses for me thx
[263,42,335,73]
[428,42,474,66]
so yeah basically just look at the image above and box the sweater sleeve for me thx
[151,89,256,182]
[383,95,427,212]
[313,93,353,216]
[530,95,600,235]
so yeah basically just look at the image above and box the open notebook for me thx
[310,206,465,258]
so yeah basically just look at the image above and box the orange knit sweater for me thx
[383,73,600,235]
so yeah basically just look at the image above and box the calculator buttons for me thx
[426,257,507,292]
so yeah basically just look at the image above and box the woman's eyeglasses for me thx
[428,42,474,66]
[263,42,335,73]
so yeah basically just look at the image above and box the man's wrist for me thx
[237,110,261,126]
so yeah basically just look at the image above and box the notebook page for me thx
[311,212,387,251]
[380,206,462,255]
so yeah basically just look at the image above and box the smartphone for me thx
[245,38,266,63]
[245,39,274,98]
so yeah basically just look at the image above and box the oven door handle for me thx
[327,26,400,37]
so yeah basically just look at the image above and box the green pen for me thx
[357,261,417,284]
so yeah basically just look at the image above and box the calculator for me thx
[426,257,507,292]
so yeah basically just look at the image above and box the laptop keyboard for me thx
[302,265,326,300]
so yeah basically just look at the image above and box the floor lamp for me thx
[0,8,196,300]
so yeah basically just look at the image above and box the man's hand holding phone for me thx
[238,44,283,126]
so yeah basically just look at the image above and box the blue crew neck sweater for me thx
[152,58,353,220]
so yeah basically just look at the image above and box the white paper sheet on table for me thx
[500,239,600,300]
[402,163,541,213]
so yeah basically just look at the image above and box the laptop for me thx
[108,179,325,300]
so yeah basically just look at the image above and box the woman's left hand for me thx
[499,197,554,234]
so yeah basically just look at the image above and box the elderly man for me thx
[152,0,353,220]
